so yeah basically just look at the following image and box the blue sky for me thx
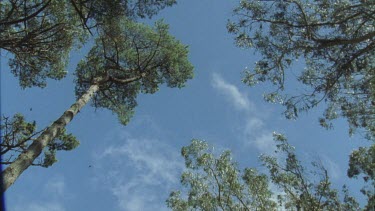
[1,1,369,210]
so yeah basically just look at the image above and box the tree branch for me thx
[0,0,52,26]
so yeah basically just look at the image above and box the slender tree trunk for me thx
[1,83,100,192]
[2,73,143,192]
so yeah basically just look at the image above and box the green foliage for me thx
[169,136,362,210]
[229,1,375,209]
[1,0,191,172]
[228,0,375,138]
[348,145,375,182]
[167,139,277,211]
[0,114,36,152]
[86,0,176,21]
[261,133,359,210]
[1,114,79,168]
[75,19,193,125]
[348,145,375,210]
[1,0,86,88]
[1,0,191,192]
[0,0,177,88]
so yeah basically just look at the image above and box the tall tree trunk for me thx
[1,83,100,192]
[2,73,144,192]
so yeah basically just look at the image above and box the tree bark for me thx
[1,72,145,192]
[1,83,100,192]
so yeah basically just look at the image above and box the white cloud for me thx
[211,73,253,111]
[243,117,265,137]
[211,73,276,155]
[101,138,182,184]
[242,116,277,155]
[252,133,276,155]
[94,133,183,211]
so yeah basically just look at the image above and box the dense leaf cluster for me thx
[347,144,375,210]
[0,0,83,88]
[0,0,177,88]
[75,19,193,124]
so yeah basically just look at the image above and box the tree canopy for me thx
[168,136,364,210]
[228,0,375,138]
[167,139,277,211]
[75,19,193,124]
[228,1,375,209]
[347,144,375,209]
[1,0,193,192]
[0,0,177,88]
[1,1,373,210]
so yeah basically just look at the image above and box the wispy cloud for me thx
[252,133,276,155]
[101,137,183,184]
[211,73,274,155]
[242,117,265,140]
[211,73,253,112]
[94,132,183,211]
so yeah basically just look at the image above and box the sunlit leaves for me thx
[169,136,361,210]
[168,139,277,211]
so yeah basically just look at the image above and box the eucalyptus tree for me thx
[1,0,193,192]
[260,133,360,211]
[228,1,375,207]
[228,0,375,138]
[167,139,277,211]
[168,136,360,211]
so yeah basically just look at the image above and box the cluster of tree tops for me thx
[1,0,374,210]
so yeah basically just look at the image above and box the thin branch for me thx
[0,0,52,26]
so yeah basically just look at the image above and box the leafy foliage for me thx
[167,139,277,211]
[1,114,79,167]
[347,145,375,210]
[228,1,375,208]
[261,133,360,210]
[0,0,84,88]
[85,0,176,21]
[0,0,177,88]
[75,19,193,125]
[168,136,362,210]
[228,0,375,138]
[1,0,192,182]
